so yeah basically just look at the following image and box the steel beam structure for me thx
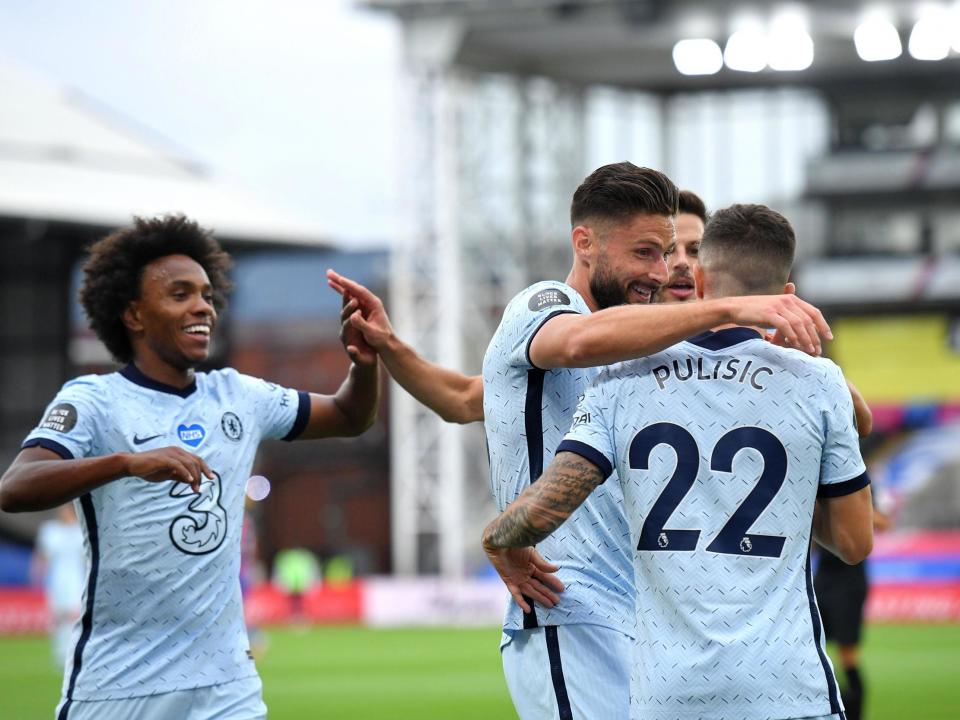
[389,23,586,576]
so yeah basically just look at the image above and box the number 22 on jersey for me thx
[630,423,788,558]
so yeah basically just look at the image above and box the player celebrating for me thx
[483,202,874,720]
[0,215,379,720]
[654,189,707,305]
[330,164,832,718]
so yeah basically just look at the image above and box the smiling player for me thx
[0,215,379,720]
[655,189,707,305]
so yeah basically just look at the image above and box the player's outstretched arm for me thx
[327,269,483,424]
[481,452,604,611]
[0,446,211,513]
[813,486,874,565]
[529,293,831,369]
[298,294,381,439]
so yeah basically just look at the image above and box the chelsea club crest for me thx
[221,412,243,441]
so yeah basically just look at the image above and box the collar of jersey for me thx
[119,363,197,398]
[687,327,763,350]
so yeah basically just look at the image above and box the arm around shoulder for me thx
[528,299,733,369]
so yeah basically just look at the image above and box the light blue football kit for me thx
[483,281,636,718]
[24,364,310,719]
[560,327,870,720]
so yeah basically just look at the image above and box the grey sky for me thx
[0,0,400,247]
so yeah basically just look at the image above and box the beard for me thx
[589,255,630,309]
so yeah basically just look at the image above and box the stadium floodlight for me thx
[854,17,903,61]
[952,3,960,53]
[724,27,768,72]
[768,27,814,71]
[766,8,814,71]
[672,38,724,75]
[908,11,951,60]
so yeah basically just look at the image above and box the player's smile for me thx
[182,321,212,348]
[662,274,695,301]
[131,254,218,375]
[627,280,658,304]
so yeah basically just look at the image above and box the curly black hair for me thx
[79,215,233,363]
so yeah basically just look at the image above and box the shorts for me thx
[501,624,632,720]
[54,675,266,720]
[814,564,868,646]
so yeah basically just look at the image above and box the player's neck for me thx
[130,353,196,390]
[711,321,766,336]
[565,265,599,312]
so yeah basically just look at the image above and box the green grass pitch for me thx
[1,623,957,718]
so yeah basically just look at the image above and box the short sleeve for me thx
[235,374,311,442]
[818,364,869,498]
[501,281,586,371]
[556,374,617,480]
[22,377,104,460]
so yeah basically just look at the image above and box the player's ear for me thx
[783,281,796,296]
[571,224,595,263]
[122,302,144,333]
[694,265,705,300]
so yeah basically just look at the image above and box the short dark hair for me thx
[570,162,678,227]
[79,215,233,363]
[678,189,708,225]
[700,204,795,294]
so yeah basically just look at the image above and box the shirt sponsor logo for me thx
[169,471,227,555]
[528,288,571,311]
[133,433,163,446]
[177,423,206,448]
[221,412,243,441]
[39,403,77,434]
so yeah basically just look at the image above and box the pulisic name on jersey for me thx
[652,357,774,391]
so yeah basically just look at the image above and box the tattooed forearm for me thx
[482,452,605,549]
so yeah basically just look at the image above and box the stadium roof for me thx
[365,0,960,94]
[0,61,332,245]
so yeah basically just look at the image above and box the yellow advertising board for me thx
[830,314,960,403]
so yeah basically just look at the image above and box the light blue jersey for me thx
[560,327,869,720]
[23,364,309,703]
[482,280,635,636]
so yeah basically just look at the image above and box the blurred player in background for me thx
[815,504,891,720]
[0,215,379,720]
[483,202,874,720]
[331,163,832,718]
[33,503,86,668]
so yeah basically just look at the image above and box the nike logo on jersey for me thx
[133,433,163,445]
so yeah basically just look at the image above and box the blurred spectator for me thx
[273,548,320,619]
[32,504,85,667]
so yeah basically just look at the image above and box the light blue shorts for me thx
[501,624,632,720]
[54,674,266,720]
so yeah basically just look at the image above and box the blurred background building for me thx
[366,1,960,596]
[1,0,959,627]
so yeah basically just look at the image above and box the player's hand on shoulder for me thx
[483,545,565,613]
[122,447,213,493]
[731,293,832,356]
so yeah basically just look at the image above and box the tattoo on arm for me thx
[482,452,606,549]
